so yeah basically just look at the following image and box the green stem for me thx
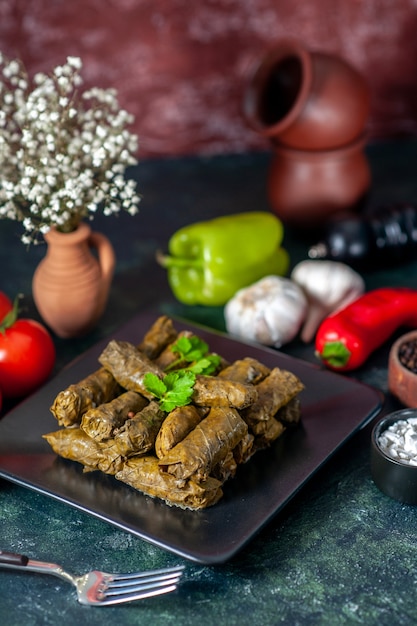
[155,250,203,269]
[0,294,21,334]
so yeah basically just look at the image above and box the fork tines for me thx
[100,565,185,605]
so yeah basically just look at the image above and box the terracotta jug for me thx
[267,136,371,227]
[32,222,115,338]
[243,39,370,151]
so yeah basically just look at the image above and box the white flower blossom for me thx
[0,53,140,244]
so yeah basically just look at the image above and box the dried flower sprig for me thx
[0,53,140,244]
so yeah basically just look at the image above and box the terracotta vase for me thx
[32,222,116,338]
[267,136,371,227]
[243,39,370,151]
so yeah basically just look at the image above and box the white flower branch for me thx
[0,53,140,244]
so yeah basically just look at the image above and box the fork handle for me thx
[0,551,29,566]
[0,551,75,585]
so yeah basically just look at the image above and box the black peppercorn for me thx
[398,338,417,374]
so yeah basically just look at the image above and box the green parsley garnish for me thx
[144,335,221,411]
[143,370,196,413]
[166,335,221,375]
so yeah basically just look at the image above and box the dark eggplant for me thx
[308,204,417,269]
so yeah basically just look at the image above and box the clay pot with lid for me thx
[267,135,371,226]
[243,39,370,151]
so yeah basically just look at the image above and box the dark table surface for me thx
[0,139,417,625]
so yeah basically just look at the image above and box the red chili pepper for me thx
[315,287,417,371]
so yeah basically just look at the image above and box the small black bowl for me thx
[371,409,417,505]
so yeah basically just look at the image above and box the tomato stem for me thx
[0,294,21,333]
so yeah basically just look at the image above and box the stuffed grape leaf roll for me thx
[242,367,304,432]
[114,401,166,457]
[251,416,286,449]
[81,390,148,442]
[98,340,164,398]
[43,428,124,475]
[276,397,302,425]
[217,357,271,385]
[50,367,122,427]
[232,431,255,464]
[115,456,223,510]
[154,405,208,459]
[137,315,178,359]
[211,450,238,484]
[192,375,257,409]
[154,330,194,370]
[158,406,248,483]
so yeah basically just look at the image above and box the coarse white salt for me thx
[378,418,417,465]
[404,430,417,454]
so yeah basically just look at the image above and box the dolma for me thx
[211,450,237,484]
[251,416,286,448]
[218,357,271,385]
[115,456,223,510]
[276,397,302,425]
[155,330,227,373]
[154,330,193,370]
[233,431,255,464]
[43,428,124,475]
[137,315,178,359]
[50,367,121,427]
[98,340,164,398]
[243,367,304,432]
[44,314,306,512]
[158,406,248,483]
[114,401,166,457]
[192,375,258,409]
[154,405,207,459]
[81,390,148,442]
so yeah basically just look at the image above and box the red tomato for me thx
[0,317,56,399]
[0,292,13,322]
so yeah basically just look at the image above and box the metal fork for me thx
[0,550,185,606]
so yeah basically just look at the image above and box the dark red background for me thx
[1,0,416,157]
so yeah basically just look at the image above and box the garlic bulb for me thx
[291,259,365,343]
[224,275,308,348]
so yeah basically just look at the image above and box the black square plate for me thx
[0,310,382,564]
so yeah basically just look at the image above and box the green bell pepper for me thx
[157,212,289,306]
